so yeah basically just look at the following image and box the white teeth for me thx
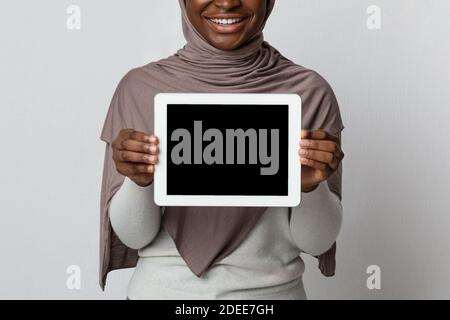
[209,18,244,25]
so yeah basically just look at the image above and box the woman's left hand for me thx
[298,129,344,192]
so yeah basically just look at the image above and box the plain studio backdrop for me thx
[1,0,449,299]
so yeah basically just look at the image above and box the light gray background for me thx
[1,0,449,299]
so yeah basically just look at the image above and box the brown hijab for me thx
[99,0,344,289]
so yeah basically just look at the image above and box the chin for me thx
[209,38,244,51]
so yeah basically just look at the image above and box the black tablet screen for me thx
[166,104,289,196]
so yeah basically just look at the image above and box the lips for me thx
[205,14,248,20]
[207,17,245,25]
[204,16,249,34]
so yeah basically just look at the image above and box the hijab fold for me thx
[99,0,345,289]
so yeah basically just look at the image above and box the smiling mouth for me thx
[204,16,249,33]
[206,17,246,25]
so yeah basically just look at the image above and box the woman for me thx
[99,0,345,300]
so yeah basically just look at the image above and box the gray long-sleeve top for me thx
[109,177,342,300]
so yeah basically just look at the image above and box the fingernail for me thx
[150,146,156,152]
[299,149,307,155]
[300,140,310,147]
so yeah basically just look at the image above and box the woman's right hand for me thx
[112,129,159,187]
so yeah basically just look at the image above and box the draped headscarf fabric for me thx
[99,0,345,289]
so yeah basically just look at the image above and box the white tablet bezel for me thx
[154,93,301,207]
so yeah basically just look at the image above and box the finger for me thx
[130,163,155,175]
[148,134,159,144]
[120,139,159,155]
[298,148,334,165]
[300,129,310,139]
[128,130,154,143]
[303,129,340,145]
[117,150,159,164]
[117,162,155,176]
[299,147,343,170]
[300,139,338,153]
[300,156,329,172]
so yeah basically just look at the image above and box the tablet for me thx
[154,93,301,207]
